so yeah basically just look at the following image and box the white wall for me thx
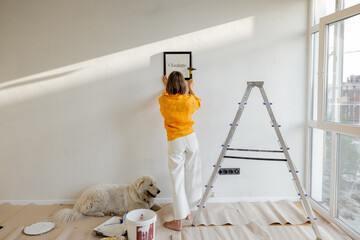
[0,0,308,203]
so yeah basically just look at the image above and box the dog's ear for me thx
[135,177,145,189]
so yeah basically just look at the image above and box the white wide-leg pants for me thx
[167,132,202,220]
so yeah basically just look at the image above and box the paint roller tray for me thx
[94,216,127,237]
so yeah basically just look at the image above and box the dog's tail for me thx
[51,208,83,223]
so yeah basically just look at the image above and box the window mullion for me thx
[317,21,326,125]
[336,0,344,11]
[329,131,337,220]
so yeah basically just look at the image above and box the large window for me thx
[308,1,360,239]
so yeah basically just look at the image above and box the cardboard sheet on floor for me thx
[182,223,352,240]
[0,202,351,240]
[264,223,352,240]
[156,200,308,227]
[182,222,272,240]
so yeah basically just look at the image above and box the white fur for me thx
[51,176,161,223]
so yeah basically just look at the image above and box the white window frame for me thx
[318,4,360,135]
[306,3,360,240]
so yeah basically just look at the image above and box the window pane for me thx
[343,0,360,9]
[314,0,336,25]
[337,134,360,233]
[325,14,360,125]
[311,32,319,121]
[311,128,331,210]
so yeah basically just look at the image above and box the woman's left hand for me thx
[162,75,168,86]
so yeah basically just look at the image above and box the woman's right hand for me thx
[188,80,195,94]
[188,79,194,89]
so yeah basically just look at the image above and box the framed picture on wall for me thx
[163,51,192,80]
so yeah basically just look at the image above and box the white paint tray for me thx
[93,216,127,237]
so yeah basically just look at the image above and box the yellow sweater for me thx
[158,91,201,141]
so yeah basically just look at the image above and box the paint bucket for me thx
[126,209,156,240]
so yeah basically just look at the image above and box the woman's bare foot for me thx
[163,220,182,231]
[186,214,191,220]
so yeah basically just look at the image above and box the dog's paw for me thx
[93,212,105,217]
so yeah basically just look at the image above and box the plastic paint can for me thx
[126,209,156,240]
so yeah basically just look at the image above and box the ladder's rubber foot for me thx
[314,218,317,220]
[191,224,195,227]
[298,193,300,196]
[205,185,207,187]
[211,186,213,188]
[289,170,292,172]
[213,165,216,167]
[307,217,310,219]
[203,206,205,208]
[296,171,299,173]
[197,205,199,208]
[305,194,308,196]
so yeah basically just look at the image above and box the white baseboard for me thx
[0,196,299,205]
[208,196,300,202]
[0,199,76,205]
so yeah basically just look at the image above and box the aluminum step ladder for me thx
[192,81,322,240]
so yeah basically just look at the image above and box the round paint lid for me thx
[23,221,55,235]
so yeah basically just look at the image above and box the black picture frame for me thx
[163,51,192,80]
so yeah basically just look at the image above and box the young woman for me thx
[158,71,202,231]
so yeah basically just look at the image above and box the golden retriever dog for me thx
[52,176,161,223]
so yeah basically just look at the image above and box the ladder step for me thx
[223,156,287,162]
[227,148,283,153]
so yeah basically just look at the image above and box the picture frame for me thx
[163,51,192,80]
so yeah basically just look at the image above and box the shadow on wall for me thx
[0,68,84,91]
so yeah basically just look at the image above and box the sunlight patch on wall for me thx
[0,17,254,107]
